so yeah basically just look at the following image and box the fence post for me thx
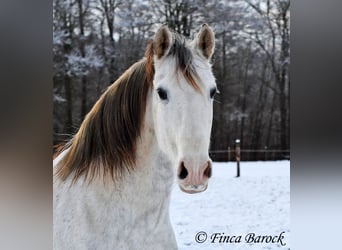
[235,139,240,177]
[264,146,267,161]
[228,147,231,162]
[272,150,275,161]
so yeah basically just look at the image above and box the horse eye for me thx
[157,88,168,101]
[210,87,217,99]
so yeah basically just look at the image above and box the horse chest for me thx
[53,162,177,250]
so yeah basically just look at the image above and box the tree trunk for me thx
[251,60,268,158]
[77,0,88,120]
[64,75,73,132]
[266,91,276,147]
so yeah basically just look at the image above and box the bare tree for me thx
[244,0,290,150]
[53,0,77,134]
[98,0,123,82]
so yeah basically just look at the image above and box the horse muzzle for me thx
[177,159,212,194]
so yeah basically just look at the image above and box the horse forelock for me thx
[167,34,201,93]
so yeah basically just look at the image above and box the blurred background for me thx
[53,0,290,161]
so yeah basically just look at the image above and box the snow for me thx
[53,94,66,103]
[170,161,290,250]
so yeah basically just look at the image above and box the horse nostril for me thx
[178,161,188,179]
[203,162,212,178]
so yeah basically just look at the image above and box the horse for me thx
[53,24,216,250]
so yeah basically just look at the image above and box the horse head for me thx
[151,24,216,193]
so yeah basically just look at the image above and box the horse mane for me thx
[168,33,201,92]
[55,32,200,184]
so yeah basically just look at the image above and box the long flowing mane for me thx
[55,33,200,184]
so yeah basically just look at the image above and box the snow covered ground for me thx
[170,161,290,250]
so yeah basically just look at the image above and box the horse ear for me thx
[194,24,215,59]
[153,24,172,59]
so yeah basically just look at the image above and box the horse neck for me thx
[132,93,175,196]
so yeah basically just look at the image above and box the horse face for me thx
[151,25,216,194]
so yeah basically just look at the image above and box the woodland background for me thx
[53,0,290,161]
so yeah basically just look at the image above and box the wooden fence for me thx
[209,148,290,162]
